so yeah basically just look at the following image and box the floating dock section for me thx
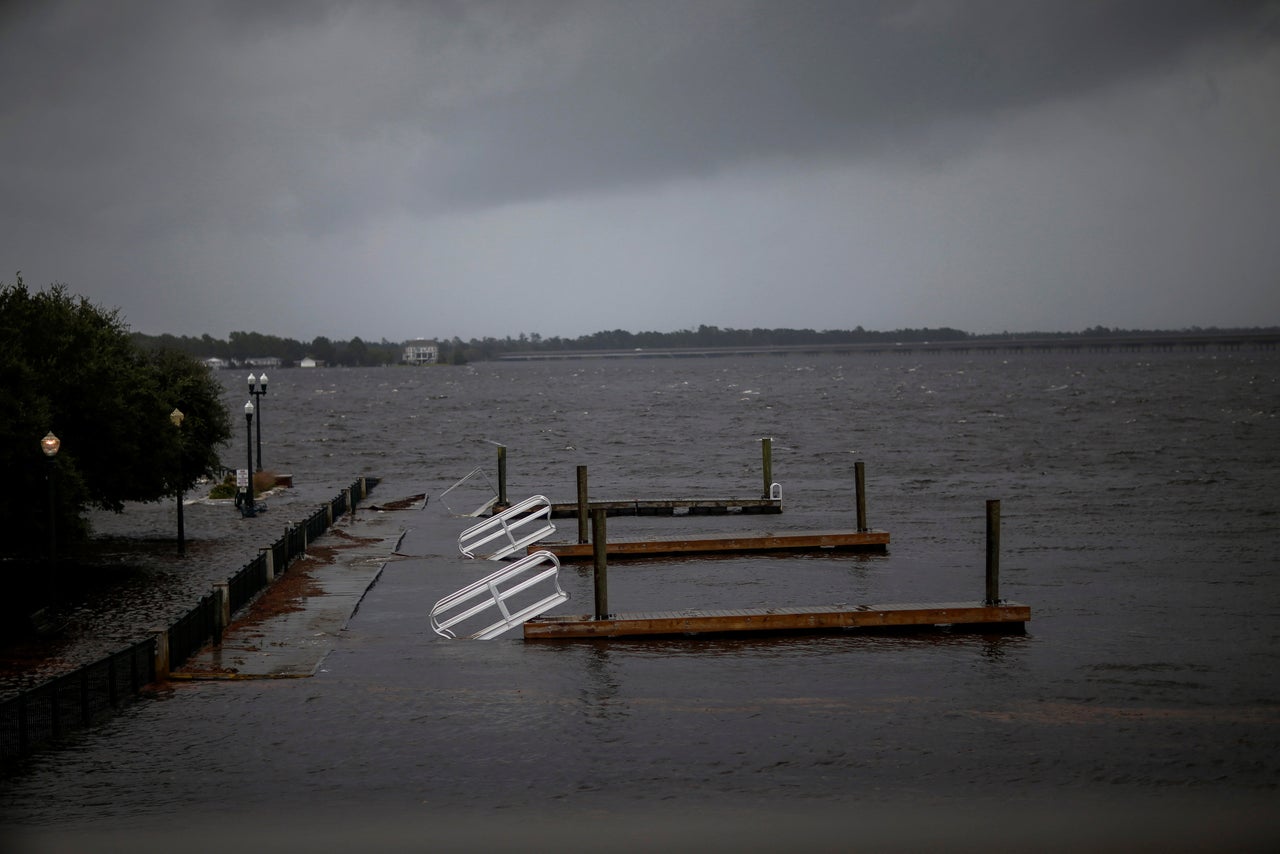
[534,529,888,561]
[524,601,1030,639]
[483,438,785,519]
[540,455,880,559]
[524,499,1028,641]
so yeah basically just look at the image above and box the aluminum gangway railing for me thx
[458,494,556,560]
[429,550,568,639]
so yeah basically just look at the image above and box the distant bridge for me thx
[497,331,1280,361]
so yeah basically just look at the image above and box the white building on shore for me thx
[403,340,438,365]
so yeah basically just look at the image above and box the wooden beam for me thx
[524,601,1030,639]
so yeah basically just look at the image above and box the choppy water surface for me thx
[3,351,1279,843]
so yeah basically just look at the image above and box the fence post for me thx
[17,695,29,755]
[80,670,90,726]
[151,627,170,681]
[360,476,367,500]
[213,582,230,645]
[261,546,275,583]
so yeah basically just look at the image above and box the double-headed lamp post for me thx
[170,408,186,555]
[244,400,256,517]
[247,372,267,472]
[41,432,60,603]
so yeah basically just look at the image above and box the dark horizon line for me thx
[135,323,1280,348]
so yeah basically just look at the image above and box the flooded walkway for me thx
[170,507,414,680]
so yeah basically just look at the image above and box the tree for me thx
[345,336,369,366]
[310,336,335,365]
[0,276,232,569]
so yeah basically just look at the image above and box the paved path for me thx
[170,500,422,680]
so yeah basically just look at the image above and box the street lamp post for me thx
[244,399,256,518]
[247,372,268,472]
[40,432,60,604]
[170,408,186,555]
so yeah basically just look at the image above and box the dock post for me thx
[592,507,609,619]
[855,460,868,533]
[261,546,274,584]
[985,499,1001,604]
[761,437,773,499]
[576,465,589,544]
[496,445,509,510]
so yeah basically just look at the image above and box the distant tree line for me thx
[132,322,1279,367]
[131,331,406,367]
[132,324,975,366]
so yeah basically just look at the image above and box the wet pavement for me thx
[0,480,429,698]
[170,503,416,680]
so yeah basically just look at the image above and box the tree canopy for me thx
[0,275,232,563]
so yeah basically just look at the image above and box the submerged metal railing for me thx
[457,494,555,560]
[430,550,568,640]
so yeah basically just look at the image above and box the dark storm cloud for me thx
[1,1,1277,338]
[423,0,1274,207]
[3,1,1271,232]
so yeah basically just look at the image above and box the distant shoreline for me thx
[497,331,1280,361]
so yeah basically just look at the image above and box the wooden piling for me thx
[576,465,589,544]
[761,437,773,499]
[985,499,1000,604]
[592,508,608,619]
[496,445,508,509]
[855,460,868,533]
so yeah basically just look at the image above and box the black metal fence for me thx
[0,476,379,764]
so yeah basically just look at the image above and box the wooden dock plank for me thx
[523,601,1029,639]
[532,529,890,560]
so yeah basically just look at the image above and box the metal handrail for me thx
[458,494,556,559]
[430,550,568,639]
[439,466,499,517]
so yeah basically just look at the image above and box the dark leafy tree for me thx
[0,276,232,569]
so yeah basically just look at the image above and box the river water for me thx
[3,350,1279,849]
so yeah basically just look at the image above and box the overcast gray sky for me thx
[3,1,1278,342]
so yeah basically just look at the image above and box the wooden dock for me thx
[548,497,781,518]
[523,601,1030,639]
[533,529,889,561]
